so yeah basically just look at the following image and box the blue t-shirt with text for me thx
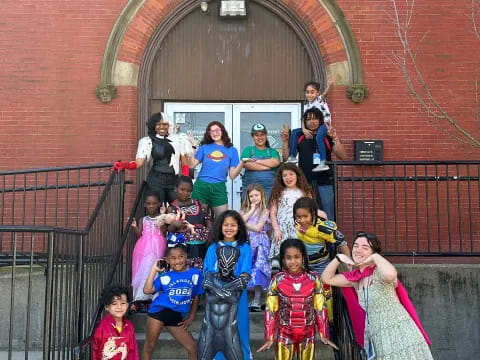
[149,267,204,315]
[195,143,240,183]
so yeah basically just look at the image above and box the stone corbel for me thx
[347,84,369,104]
[96,0,145,103]
[321,0,367,103]
[95,84,117,103]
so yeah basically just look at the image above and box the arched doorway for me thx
[137,0,328,208]
[138,0,327,123]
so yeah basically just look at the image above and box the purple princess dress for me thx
[246,211,271,290]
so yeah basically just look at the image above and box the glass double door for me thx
[164,103,301,210]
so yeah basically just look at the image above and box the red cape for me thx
[341,266,432,347]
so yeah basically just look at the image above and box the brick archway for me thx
[98,0,363,91]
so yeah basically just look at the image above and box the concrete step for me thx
[137,331,335,359]
[130,311,266,334]
[0,352,43,360]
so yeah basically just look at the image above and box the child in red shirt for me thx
[92,284,139,360]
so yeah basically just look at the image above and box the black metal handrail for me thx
[332,160,480,256]
[75,181,147,359]
[0,165,126,360]
[0,163,115,235]
[0,163,114,176]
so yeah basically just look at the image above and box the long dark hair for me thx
[208,210,248,245]
[293,197,319,225]
[269,163,313,206]
[279,238,310,272]
[200,121,233,147]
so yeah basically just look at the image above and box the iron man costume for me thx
[264,271,329,360]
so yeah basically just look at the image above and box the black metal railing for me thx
[332,287,364,360]
[0,165,126,360]
[0,164,113,257]
[75,181,147,360]
[333,160,480,256]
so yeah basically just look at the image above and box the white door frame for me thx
[231,103,301,209]
[164,102,301,210]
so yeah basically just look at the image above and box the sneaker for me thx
[250,304,262,312]
[249,301,262,312]
[271,258,280,271]
[312,163,330,172]
[285,156,298,164]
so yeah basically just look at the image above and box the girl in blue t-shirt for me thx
[142,244,203,360]
[200,210,253,360]
[189,121,247,217]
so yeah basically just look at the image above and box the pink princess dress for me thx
[131,215,166,301]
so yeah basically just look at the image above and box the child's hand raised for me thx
[130,218,138,229]
[160,203,167,214]
[257,340,274,352]
[281,124,290,142]
[326,123,338,140]
[327,75,335,87]
[153,259,166,272]
[187,133,199,148]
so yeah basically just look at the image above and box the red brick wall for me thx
[0,0,137,170]
[0,0,478,172]
[331,0,480,161]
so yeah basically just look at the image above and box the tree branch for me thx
[387,0,480,148]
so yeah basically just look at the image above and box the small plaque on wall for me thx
[354,140,384,162]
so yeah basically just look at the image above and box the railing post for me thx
[333,162,338,221]
[77,233,85,347]
[119,171,126,280]
[43,231,55,360]
[7,232,18,360]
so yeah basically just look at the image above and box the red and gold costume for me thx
[264,270,329,360]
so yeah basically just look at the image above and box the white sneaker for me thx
[312,163,330,172]
[286,156,298,164]
[271,258,280,271]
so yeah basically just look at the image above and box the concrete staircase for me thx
[130,311,335,359]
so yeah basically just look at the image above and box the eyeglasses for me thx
[209,128,222,134]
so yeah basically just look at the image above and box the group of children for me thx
[93,79,343,359]
[94,169,348,360]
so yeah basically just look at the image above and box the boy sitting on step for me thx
[92,284,139,360]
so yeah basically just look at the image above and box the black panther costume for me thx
[197,246,249,360]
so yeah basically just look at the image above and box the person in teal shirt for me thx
[240,123,281,201]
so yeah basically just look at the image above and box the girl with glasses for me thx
[188,121,247,217]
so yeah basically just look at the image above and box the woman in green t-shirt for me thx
[241,123,281,201]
